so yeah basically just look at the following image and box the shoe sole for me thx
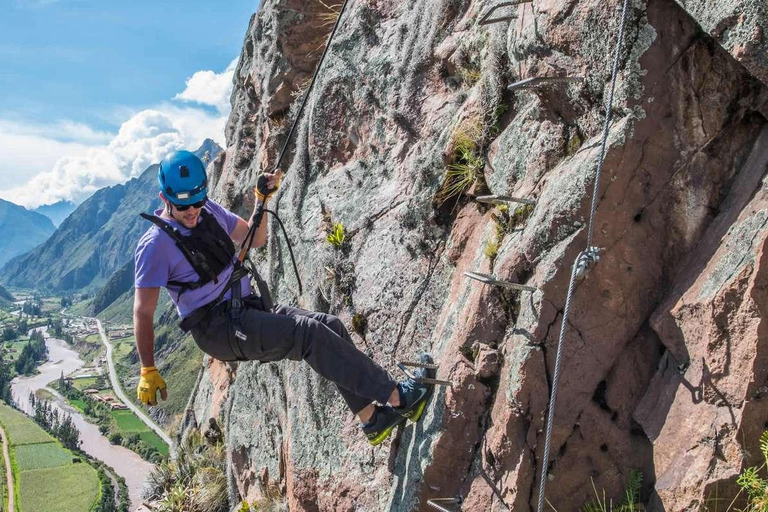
[366,414,407,446]
[367,424,396,446]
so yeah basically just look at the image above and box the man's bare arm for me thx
[134,287,161,367]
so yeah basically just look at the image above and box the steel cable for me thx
[535,1,631,510]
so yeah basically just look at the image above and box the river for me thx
[10,329,153,511]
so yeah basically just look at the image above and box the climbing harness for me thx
[427,496,464,511]
[139,210,267,340]
[476,194,536,207]
[508,76,584,91]
[478,0,531,26]
[140,210,236,297]
[535,1,630,510]
[239,0,352,283]
[464,271,538,293]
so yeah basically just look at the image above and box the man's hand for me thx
[255,170,282,202]
[137,366,167,406]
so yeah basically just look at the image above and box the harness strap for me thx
[140,212,218,287]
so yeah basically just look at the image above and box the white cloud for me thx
[0,59,237,208]
[173,58,238,113]
[0,119,113,145]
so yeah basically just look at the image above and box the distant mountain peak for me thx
[33,200,78,227]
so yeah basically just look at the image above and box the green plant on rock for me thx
[489,102,509,139]
[578,469,643,512]
[458,66,482,87]
[144,430,228,512]
[483,238,499,262]
[351,313,367,338]
[736,431,768,511]
[437,118,484,205]
[326,222,345,248]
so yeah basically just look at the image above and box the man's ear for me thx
[158,192,168,205]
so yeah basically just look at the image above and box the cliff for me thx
[182,0,768,510]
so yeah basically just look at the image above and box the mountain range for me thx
[0,140,222,292]
[0,199,56,268]
[33,200,78,227]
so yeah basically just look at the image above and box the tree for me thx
[94,375,107,389]
[108,432,123,445]
[56,414,81,450]
[3,327,17,341]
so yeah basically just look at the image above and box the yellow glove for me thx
[255,172,281,202]
[137,366,167,406]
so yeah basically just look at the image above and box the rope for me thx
[240,0,350,290]
[535,1,630,511]
[271,0,351,175]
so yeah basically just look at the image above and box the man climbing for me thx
[133,150,432,445]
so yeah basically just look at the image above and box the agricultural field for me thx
[84,334,101,344]
[0,403,51,446]
[0,401,100,512]
[19,463,99,512]
[71,376,98,391]
[14,443,74,471]
[109,409,169,457]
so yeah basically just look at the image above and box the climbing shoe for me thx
[362,405,406,446]
[394,353,436,424]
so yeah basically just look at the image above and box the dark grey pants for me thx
[190,298,397,414]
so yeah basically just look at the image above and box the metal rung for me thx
[464,271,537,292]
[478,1,531,26]
[476,194,536,206]
[397,363,453,387]
[427,497,463,512]
[508,76,585,90]
[400,360,440,370]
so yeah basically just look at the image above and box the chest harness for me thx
[140,210,274,360]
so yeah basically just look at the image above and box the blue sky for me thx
[0,0,258,207]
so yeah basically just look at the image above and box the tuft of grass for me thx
[237,482,287,512]
[326,222,346,248]
[144,430,228,512]
[580,469,643,512]
[459,67,482,87]
[437,118,484,205]
[484,239,499,262]
[313,0,342,27]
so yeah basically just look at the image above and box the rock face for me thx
[672,0,768,87]
[186,0,768,510]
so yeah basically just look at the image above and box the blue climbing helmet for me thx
[157,150,208,205]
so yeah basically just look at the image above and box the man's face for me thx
[169,201,203,229]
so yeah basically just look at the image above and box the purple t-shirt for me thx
[134,199,252,318]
